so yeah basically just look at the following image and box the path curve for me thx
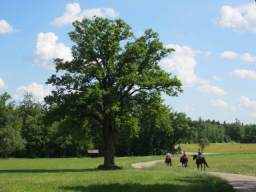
[209,172,256,192]
[132,160,256,192]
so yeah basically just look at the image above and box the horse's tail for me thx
[204,159,209,168]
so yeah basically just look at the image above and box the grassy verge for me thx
[0,157,234,192]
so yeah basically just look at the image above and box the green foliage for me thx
[0,93,24,157]
[45,17,182,168]
[198,138,209,152]
[169,112,192,150]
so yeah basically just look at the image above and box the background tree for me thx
[45,17,182,169]
[198,137,209,152]
[0,93,24,157]
[169,112,192,151]
[127,93,172,156]
[18,94,49,157]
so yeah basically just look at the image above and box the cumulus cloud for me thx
[34,32,72,70]
[0,19,13,34]
[160,44,225,96]
[212,76,221,81]
[15,82,53,102]
[51,3,119,27]
[249,113,256,119]
[233,69,256,80]
[240,96,256,110]
[161,44,199,85]
[221,51,238,59]
[0,78,5,88]
[198,80,225,96]
[219,4,256,32]
[241,53,256,62]
[211,99,228,108]
[220,50,256,63]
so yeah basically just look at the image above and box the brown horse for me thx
[165,155,172,166]
[193,154,209,171]
[180,155,188,168]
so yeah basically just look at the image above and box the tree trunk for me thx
[101,117,116,169]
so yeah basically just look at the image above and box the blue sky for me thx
[1,0,256,123]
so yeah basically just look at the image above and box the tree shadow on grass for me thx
[60,182,234,192]
[0,168,100,174]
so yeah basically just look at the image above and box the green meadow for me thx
[181,143,256,154]
[1,143,256,192]
[0,156,233,192]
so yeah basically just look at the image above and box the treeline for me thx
[0,92,256,158]
[190,118,256,144]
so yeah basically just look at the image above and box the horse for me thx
[180,155,188,168]
[165,155,172,166]
[193,154,209,171]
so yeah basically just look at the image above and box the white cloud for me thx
[51,3,119,27]
[160,44,225,96]
[205,51,212,57]
[212,75,221,81]
[0,78,5,88]
[240,96,256,110]
[221,51,238,59]
[219,4,256,32]
[161,44,199,86]
[220,51,256,63]
[249,113,256,119]
[34,32,72,70]
[0,19,13,34]
[15,82,53,102]
[211,99,228,108]
[233,69,256,80]
[241,53,256,62]
[198,80,226,96]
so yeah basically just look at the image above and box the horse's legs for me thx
[197,163,199,170]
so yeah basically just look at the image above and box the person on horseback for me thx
[180,151,188,168]
[193,151,209,171]
[165,152,172,166]
[197,151,204,160]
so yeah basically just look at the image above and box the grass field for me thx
[0,156,234,192]
[178,143,256,176]
[181,143,256,154]
[1,143,255,192]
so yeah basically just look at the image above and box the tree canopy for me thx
[45,17,182,169]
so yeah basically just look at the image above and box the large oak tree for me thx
[46,17,182,169]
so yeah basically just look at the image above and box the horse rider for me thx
[166,152,172,161]
[180,151,188,167]
[197,151,204,160]
[165,152,172,166]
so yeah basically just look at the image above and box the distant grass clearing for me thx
[181,143,256,154]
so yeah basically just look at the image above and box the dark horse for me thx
[193,154,209,171]
[165,155,172,166]
[180,155,188,168]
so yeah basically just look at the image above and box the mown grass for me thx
[181,143,256,154]
[0,156,234,192]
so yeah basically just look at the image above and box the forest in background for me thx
[1,92,255,158]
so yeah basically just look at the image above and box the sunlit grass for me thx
[0,156,233,192]
[181,143,256,154]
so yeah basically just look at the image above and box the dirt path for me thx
[132,160,256,192]
[209,172,256,192]
[131,160,163,169]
